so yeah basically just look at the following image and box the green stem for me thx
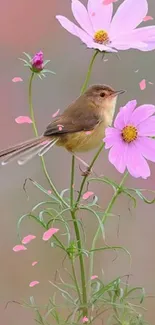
[80,50,99,95]
[71,258,82,303]
[70,50,99,316]
[88,172,128,297]
[28,73,69,209]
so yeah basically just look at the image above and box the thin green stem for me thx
[75,143,104,208]
[70,155,75,207]
[71,259,82,303]
[28,73,69,208]
[88,172,128,298]
[70,50,99,316]
[80,50,99,95]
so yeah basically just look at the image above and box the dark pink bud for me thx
[32,51,44,72]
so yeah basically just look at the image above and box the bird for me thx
[0,84,125,166]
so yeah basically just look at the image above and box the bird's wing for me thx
[44,100,100,137]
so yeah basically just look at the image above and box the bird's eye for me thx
[100,92,105,97]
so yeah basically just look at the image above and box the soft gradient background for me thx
[0,0,155,324]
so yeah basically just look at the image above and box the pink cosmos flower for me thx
[104,100,155,179]
[56,0,155,52]
[32,51,44,71]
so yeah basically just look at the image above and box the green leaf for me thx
[43,60,50,66]
[43,69,56,74]
[90,246,131,266]
[23,52,32,61]
[81,206,105,240]
[89,176,119,191]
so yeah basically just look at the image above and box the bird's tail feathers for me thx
[0,136,58,165]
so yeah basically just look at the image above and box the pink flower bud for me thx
[32,51,44,72]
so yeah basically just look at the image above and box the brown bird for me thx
[0,84,125,165]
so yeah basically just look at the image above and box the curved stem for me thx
[88,172,128,298]
[28,73,69,208]
[70,50,99,317]
[71,259,82,303]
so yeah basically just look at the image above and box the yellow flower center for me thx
[121,125,138,143]
[94,30,109,44]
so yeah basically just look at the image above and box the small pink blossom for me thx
[83,191,94,200]
[15,116,33,124]
[29,281,39,287]
[139,79,146,90]
[32,261,38,267]
[22,235,36,244]
[42,228,59,241]
[13,245,27,252]
[104,100,155,179]
[12,77,23,82]
[56,0,155,52]
[82,316,89,323]
[32,51,44,71]
[91,275,98,280]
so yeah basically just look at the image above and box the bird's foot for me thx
[79,165,92,177]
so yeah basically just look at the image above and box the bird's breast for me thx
[56,120,106,152]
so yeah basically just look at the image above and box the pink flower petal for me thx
[42,228,59,241]
[82,317,89,323]
[72,0,94,36]
[135,137,155,163]
[82,191,94,200]
[126,143,150,179]
[12,77,23,82]
[29,281,39,287]
[143,15,153,21]
[13,245,27,252]
[91,275,98,280]
[108,142,127,174]
[47,190,52,194]
[130,104,155,126]
[87,0,113,31]
[56,16,93,45]
[110,0,148,38]
[138,116,155,136]
[104,128,121,149]
[103,0,117,4]
[149,81,154,85]
[52,109,60,118]
[15,116,33,124]
[22,235,36,244]
[32,261,38,267]
[114,100,137,129]
[139,79,146,90]
[128,26,155,51]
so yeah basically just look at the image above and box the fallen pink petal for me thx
[143,15,153,21]
[56,0,155,52]
[29,281,39,287]
[104,100,155,179]
[139,79,146,90]
[47,190,52,194]
[12,77,23,82]
[32,261,38,267]
[15,116,33,124]
[83,191,94,200]
[22,235,36,244]
[82,316,89,323]
[52,109,60,118]
[91,275,98,280]
[149,81,154,85]
[42,228,59,241]
[13,245,27,252]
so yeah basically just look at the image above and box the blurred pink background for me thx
[0,0,155,324]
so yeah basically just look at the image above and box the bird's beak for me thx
[113,89,126,96]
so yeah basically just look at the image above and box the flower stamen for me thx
[94,30,109,44]
[121,125,138,143]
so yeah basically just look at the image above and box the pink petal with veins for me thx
[15,116,33,124]
[42,228,59,241]
[12,77,23,82]
[22,235,36,244]
[52,109,60,118]
[13,245,27,252]
[32,261,38,266]
[143,15,153,21]
[139,79,146,90]
[82,191,94,200]
[29,281,39,287]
